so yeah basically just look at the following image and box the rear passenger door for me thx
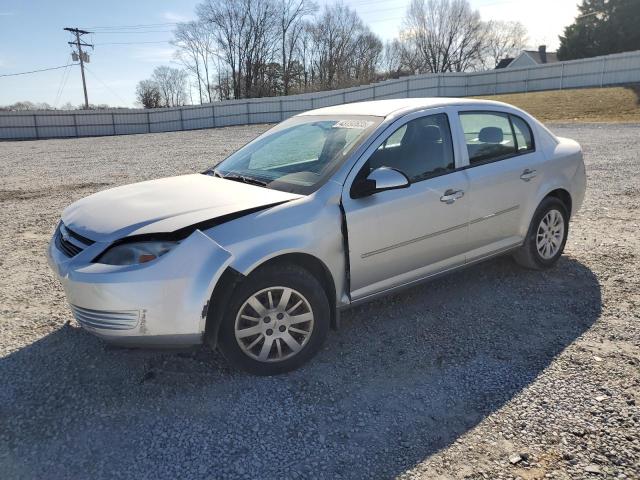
[455,110,543,260]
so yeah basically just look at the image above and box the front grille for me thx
[70,305,140,330]
[55,223,94,258]
[55,233,83,256]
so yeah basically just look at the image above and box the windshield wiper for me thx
[221,173,269,187]
[202,169,223,178]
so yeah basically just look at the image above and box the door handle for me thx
[520,168,537,181]
[440,189,465,204]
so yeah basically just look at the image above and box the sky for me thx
[0,0,580,108]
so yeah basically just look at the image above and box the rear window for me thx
[511,115,534,152]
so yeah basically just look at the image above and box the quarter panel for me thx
[520,138,585,236]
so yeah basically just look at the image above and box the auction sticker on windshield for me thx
[333,120,375,129]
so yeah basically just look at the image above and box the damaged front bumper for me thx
[47,229,232,347]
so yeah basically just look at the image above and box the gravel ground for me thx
[0,123,638,479]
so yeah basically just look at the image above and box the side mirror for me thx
[351,167,410,199]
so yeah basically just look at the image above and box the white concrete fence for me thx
[2,50,639,140]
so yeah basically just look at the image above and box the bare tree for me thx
[244,0,279,97]
[309,3,355,88]
[403,0,485,73]
[173,21,216,103]
[307,3,381,89]
[352,31,383,82]
[170,0,508,99]
[296,22,314,90]
[133,1,536,104]
[382,40,404,78]
[198,0,246,99]
[382,34,424,78]
[212,56,233,100]
[151,66,188,107]
[483,20,527,68]
[198,0,279,99]
[0,101,54,111]
[277,0,316,95]
[136,80,162,108]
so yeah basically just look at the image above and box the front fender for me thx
[205,189,348,306]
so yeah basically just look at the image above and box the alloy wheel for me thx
[536,209,565,259]
[234,286,315,363]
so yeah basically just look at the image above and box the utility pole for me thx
[64,27,93,109]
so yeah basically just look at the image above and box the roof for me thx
[522,50,559,64]
[495,57,514,69]
[298,97,510,118]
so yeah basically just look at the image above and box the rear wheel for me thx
[513,197,569,270]
[217,264,330,375]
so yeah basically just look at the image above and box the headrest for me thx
[422,125,442,142]
[401,122,419,145]
[479,126,503,143]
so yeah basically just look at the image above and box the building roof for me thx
[495,57,514,69]
[298,98,510,118]
[522,50,559,64]
[496,48,559,69]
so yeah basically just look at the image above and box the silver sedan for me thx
[48,98,586,375]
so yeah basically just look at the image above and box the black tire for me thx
[217,263,330,375]
[513,196,569,270]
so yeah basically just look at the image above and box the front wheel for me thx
[513,197,569,270]
[217,264,330,375]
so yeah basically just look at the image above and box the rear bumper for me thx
[47,229,233,346]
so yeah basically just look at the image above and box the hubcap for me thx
[234,287,314,363]
[536,209,565,260]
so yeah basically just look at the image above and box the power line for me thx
[55,67,72,107]
[84,65,129,106]
[90,29,175,34]
[0,64,78,78]
[54,63,75,107]
[94,40,173,46]
[85,22,180,30]
[53,61,72,106]
[368,16,405,24]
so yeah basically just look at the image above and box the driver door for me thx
[342,109,470,301]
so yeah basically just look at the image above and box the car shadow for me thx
[0,256,601,479]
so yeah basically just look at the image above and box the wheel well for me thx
[203,267,244,349]
[251,253,338,329]
[545,188,572,217]
[204,254,339,349]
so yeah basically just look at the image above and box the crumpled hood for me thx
[62,174,301,242]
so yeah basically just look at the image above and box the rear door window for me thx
[511,115,534,153]
[459,112,516,165]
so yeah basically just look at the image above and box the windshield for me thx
[209,115,382,194]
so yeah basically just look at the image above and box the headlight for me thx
[96,241,179,266]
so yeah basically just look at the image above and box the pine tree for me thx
[558,0,640,60]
